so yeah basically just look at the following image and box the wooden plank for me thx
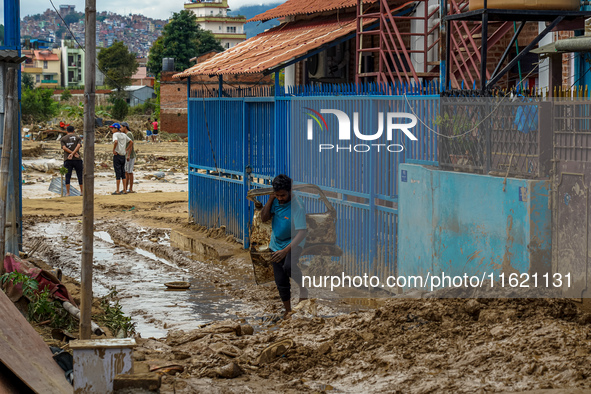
[0,288,72,394]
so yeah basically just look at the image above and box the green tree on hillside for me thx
[147,10,223,75]
[98,41,138,93]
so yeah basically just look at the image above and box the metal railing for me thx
[438,96,552,178]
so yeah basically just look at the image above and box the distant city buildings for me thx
[184,0,246,49]
[21,6,166,58]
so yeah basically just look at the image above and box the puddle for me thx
[31,222,244,338]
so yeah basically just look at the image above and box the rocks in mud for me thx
[215,362,243,379]
[463,299,483,317]
[317,341,332,355]
[172,351,191,360]
[578,313,591,325]
[209,343,242,358]
[166,321,242,346]
[240,324,254,336]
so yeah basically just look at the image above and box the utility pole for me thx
[0,68,16,275]
[80,0,96,340]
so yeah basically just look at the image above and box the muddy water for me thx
[33,222,243,338]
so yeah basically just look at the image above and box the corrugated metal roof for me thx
[248,0,375,22]
[0,50,27,63]
[175,18,375,77]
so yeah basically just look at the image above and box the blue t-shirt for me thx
[269,195,307,252]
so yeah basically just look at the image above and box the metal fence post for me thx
[485,100,492,174]
[538,101,553,178]
[243,99,250,248]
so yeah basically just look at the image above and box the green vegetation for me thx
[60,89,72,101]
[147,10,223,75]
[22,73,35,90]
[2,273,136,336]
[111,98,129,120]
[63,12,83,25]
[21,88,59,123]
[62,102,111,119]
[1,272,75,330]
[96,287,136,337]
[128,98,156,116]
[0,271,38,299]
[98,41,138,92]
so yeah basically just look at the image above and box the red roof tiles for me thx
[248,0,375,22]
[175,18,376,77]
[34,50,59,61]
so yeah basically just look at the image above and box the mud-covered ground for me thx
[20,142,591,393]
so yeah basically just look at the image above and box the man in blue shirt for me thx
[261,174,307,318]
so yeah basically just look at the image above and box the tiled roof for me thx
[34,50,59,61]
[174,17,375,77]
[248,0,376,22]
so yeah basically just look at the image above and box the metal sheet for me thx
[0,288,72,394]
[554,163,590,298]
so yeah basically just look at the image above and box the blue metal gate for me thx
[188,82,439,278]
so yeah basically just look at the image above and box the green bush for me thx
[128,99,156,116]
[22,88,59,123]
[60,89,72,101]
[111,98,129,120]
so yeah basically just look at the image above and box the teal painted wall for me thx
[398,164,551,284]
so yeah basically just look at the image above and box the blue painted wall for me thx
[398,164,551,284]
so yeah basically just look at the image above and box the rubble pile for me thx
[138,297,591,393]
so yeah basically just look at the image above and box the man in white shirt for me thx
[110,123,133,195]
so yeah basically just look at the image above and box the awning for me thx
[174,17,375,78]
[247,0,373,23]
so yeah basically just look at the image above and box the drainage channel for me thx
[32,222,244,338]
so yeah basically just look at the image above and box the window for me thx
[226,26,236,33]
[210,10,213,15]
[219,26,221,30]
[36,74,40,82]
[43,61,48,69]
[225,42,230,49]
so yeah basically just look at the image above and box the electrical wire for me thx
[48,0,152,105]
[404,60,543,139]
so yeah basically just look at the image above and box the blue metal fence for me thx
[188,81,439,279]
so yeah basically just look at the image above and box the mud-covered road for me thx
[20,141,591,393]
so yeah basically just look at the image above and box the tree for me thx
[111,98,129,120]
[97,41,138,92]
[63,13,82,25]
[21,88,59,123]
[60,89,72,101]
[147,10,223,75]
[22,73,35,90]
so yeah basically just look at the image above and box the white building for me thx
[184,0,246,49]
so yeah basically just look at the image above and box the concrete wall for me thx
[398,164,551,282]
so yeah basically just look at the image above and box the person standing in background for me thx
[151,119,159,143]
[110,123,133,195]
[60,125,83,196]
[121,122,136,193]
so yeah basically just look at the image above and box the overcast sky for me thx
[17,0,281,19]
